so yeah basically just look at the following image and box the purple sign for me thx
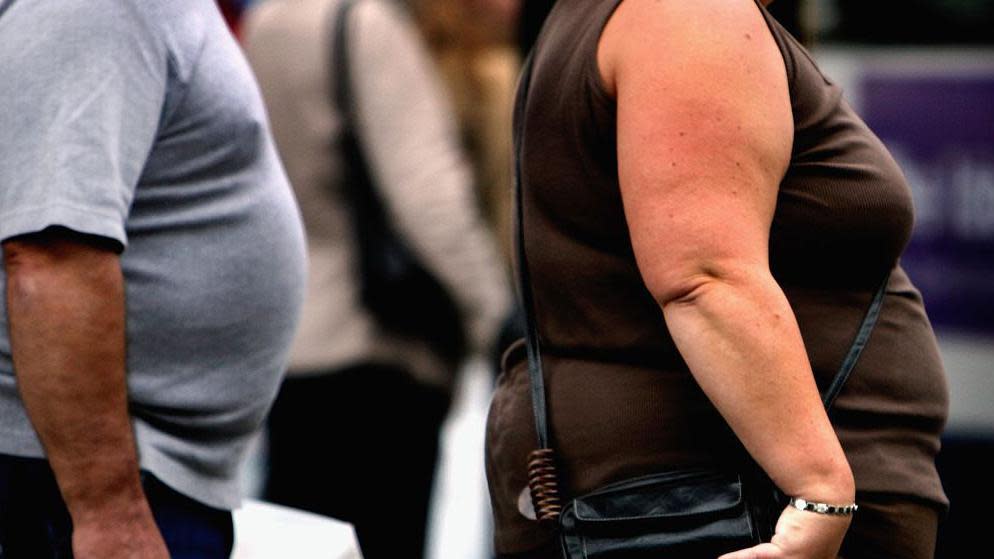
[862,74,994,333]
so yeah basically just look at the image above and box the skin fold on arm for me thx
[4,228,167,559]
[599,1,851,557]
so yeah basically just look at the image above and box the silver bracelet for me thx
[789,497,858,516]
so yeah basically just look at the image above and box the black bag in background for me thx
[331,0,466,369]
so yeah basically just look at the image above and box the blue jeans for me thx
[0,454,233,559]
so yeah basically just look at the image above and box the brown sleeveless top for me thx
[485,0,949,552]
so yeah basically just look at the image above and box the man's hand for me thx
[4,227,167,557]
[719,506,851,559]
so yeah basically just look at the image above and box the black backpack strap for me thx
[330,0,374,206]
[332,0,358,125]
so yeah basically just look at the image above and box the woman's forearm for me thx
[660,267,855,503]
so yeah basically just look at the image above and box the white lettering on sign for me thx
[889,144,994,243]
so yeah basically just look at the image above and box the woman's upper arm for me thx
[599,0,793,304]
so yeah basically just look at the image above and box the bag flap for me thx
[572,471,745,524]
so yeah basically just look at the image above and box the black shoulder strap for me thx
[329,0,379,281]
[512,52,551,451]
[512,51,892,453]
[823,273,891,410]
[332,0,358,125]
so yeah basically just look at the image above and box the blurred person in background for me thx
[405,0,527,371]
[242,1,511,558]
[406,0,520,264]
[0,0,306,557]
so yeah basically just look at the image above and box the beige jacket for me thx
[243,0,511,384]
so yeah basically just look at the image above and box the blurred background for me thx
[220,0,992,557]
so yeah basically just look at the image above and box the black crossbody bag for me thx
[512,53,890,558]
[330,0,466,369]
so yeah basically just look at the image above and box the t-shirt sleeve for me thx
[0,0,168,248]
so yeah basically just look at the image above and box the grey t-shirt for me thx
[0,0,306,508]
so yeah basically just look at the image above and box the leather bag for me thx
[559,470,765,558]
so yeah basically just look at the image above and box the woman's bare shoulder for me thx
[598,0,781,99]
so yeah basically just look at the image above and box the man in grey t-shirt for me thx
[0,0,306,557]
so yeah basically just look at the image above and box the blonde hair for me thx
[405,0,520,262]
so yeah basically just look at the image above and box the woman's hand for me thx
[719,506,851,559]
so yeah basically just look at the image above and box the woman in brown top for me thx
[485,1,949,558]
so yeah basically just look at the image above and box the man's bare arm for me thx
[4,228,167,559]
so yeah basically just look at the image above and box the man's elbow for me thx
[3,230,122,302]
